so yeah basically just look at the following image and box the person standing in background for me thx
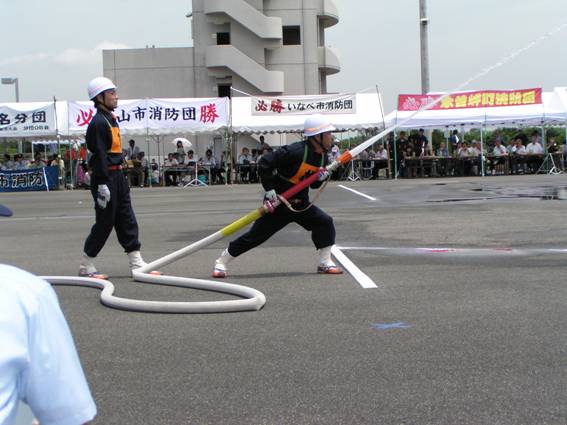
[79,77,151,279]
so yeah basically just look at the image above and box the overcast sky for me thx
[1,0,566,111]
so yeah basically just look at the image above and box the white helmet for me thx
[87,77,116,100]
[304,114,336,137]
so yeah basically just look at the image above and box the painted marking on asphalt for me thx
[1,210,223,222]
[338,185,377,201]
[372,322,412,330]
[417,248,456,253]
[331,246,377,289]
[337,246,567,256]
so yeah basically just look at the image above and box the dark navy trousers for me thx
[83,170,141,257]
[228,202,335,258]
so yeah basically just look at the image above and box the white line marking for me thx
[331,246,377,289]
[338,185,377,201]
[338,246,388,251]
[1,210,217,222]
[337,246,567,256]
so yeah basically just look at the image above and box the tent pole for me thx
[564,119,567,170]
[53,97,62,188]
[146,128,151,187]
[231,134,236,184]
[565,119,567,168]
[68,105,74,190]
[375,85,390,178]
[393,95,402,180]
[228,89,234,185]
[157,135,162,187]
[480,126,485,177]
[226,130,230,185]
[393,129,398,180]
[541,121,546,153]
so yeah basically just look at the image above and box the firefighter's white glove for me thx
[264,189,277,204]
[318,169,330,182]
[97,184,111,209]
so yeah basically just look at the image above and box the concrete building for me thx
[102,0,340,157]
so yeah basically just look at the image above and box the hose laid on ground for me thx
[43,274,266,314]
[41,208,271,313]
[41,170,333,314]
[42,135,385,314]
[40,124,394,313]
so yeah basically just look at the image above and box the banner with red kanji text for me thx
[251,93,357,116]
[68,97,229,135]
[397,88,542,112]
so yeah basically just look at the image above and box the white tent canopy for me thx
[384,87,567,129]
[3,89,566,140]
[230,93,385,134]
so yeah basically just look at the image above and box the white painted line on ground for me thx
[2,210,214,222]
[337,246,388,251]
[337,246,567,256]
[338,185,377,201]
[331,246,378,289]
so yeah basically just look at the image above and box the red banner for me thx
[397,88,542,111]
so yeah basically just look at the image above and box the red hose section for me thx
[279,170,322,200]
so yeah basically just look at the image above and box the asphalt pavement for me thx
[2,174,567,424]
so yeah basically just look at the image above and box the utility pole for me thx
[419,0,430,95]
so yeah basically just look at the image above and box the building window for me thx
[217,32,230,45]
[282,26,301,45]
[218,84,231,98]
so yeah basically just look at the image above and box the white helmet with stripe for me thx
[304,114,336,137]
[87,77,116,100]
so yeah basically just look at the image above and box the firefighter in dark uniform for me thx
[78,77,148,278]
[212,114,343,278]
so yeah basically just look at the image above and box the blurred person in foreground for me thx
[0,203,96,425]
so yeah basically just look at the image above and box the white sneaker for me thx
[212,262,227,278]
[128,250,163,275]
[128,250,147,270]
[78,253,108,279]
[212,248,234,278]
[317,263,343,274]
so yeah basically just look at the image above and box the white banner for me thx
[0,102,56,137]
[68,98,229,135]
[251,93,357,116]
[146,98,228,133]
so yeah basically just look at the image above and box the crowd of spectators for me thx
[1,152,67,186]
[161,139,231,186]
[2,129,563,191]
[446,130,549,176]
[160,139,276,186]
[389,128,559,178]
[317,128,562,180]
